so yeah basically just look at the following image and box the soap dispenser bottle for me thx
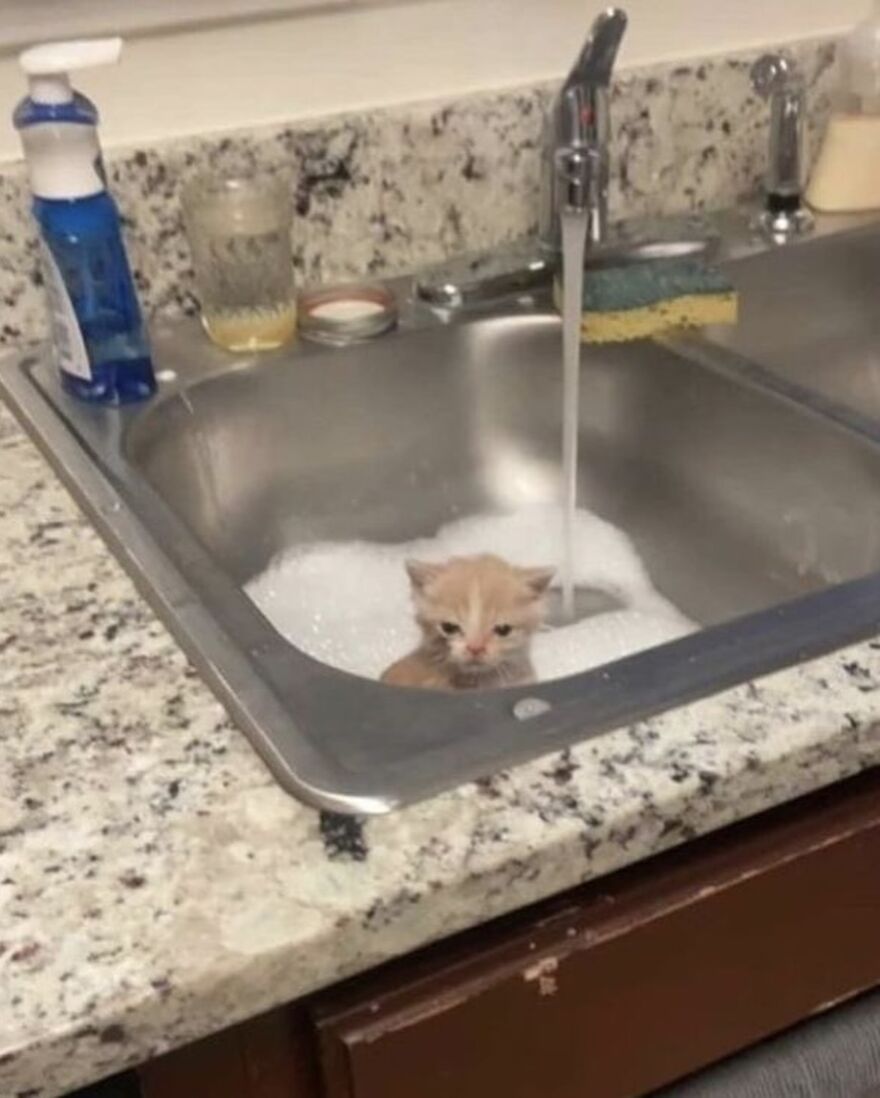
[13,38,156,404]
[807,1,880,212]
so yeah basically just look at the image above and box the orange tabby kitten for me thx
[381,554,554,690]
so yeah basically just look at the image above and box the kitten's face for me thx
[407,554,554,678]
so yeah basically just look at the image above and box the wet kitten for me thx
[381,554,554,691]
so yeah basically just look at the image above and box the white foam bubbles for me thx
[245,505,695,683]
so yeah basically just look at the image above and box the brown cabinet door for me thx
[314,771,880,1098]
[139,1007,320,1098]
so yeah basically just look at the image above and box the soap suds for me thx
[245,506,695,683]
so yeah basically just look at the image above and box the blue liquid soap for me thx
[14,39,156,405]
[35,192,156,404]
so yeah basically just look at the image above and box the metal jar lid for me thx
[298,282,398,345]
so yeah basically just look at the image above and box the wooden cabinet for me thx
[140,768,880,1098]
[139,1008,318,1098]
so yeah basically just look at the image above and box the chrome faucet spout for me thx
[566,7,628,92]
[539,8,628,254]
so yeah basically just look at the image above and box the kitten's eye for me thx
[440,621,461,636]
[494,623,513,637]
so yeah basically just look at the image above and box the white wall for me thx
[0,0,867,163]
[0,0,346,50]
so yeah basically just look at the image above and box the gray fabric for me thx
[655,989,880,1098]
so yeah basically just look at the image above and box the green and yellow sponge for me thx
[576,257,738,344]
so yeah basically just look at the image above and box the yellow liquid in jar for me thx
[203,303,297,351]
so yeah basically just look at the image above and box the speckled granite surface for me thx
[0,37,836,350]
[3,31,879,1098]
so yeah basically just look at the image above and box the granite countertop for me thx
[1,391,879,1098]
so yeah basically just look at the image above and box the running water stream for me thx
[559,206,590,620]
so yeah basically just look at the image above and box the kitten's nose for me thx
[466,641,487,657]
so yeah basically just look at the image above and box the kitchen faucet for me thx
[414,4,713,308]
[539,7,628,254]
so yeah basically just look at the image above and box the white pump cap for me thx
[19,38,122,105]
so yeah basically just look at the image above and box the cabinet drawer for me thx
[314,772,880,1098]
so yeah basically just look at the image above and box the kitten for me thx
[381,554,554,691]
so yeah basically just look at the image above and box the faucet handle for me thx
[750,52,813,240]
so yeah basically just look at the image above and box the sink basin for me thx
[5,278,880,813]
[702,222,880,438]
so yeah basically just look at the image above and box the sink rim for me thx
[4,311,880,815]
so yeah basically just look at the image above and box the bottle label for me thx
[39,239,92,381]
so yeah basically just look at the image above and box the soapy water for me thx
[246,505,696,685]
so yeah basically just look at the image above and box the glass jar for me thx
[182,173,296,351]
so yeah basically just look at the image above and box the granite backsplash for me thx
[0,37,836,349]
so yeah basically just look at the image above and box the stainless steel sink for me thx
[5,232,880,813]
[701,221,880,439]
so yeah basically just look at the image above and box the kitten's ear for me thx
[406,559,443,591]
[520,566,555,597]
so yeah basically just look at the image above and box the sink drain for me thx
[513,697,553,721]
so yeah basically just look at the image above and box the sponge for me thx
[579,257,738,344]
